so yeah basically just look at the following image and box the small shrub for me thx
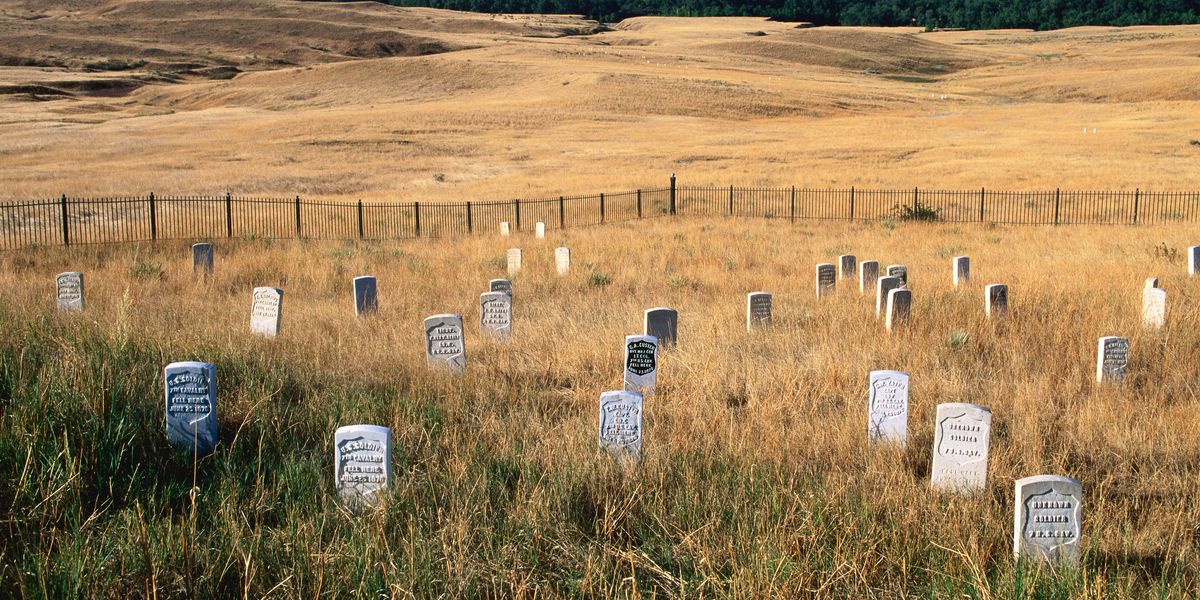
[935,246,967,258]
[1148,242,1179,264]
[668,275,700,292]
[484,256,506,270]
[880,220,897,230]
[1190,140,1200,146]
[894,200,940,222]
[724,258,737,271]
[587,271,611,287]
[949,329,969,351]
[128,259,163,281]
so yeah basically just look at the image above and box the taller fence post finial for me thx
[514,198,521,231]
[1054,188,1061,225]
[225,192,233,238]
[149,192,157,241]
[979,187,985,222]
[294,195,301,238]
[414,201,421,237]
[669,173,677,215]
[1133,188,1140,225]
[357,199,364,240]
[60,193,70,246]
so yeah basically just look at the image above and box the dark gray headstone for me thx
[859,261,879,293]
[747,291,772,331]
[644,307,677,348]
[1096,336,1129,383]
[489,278,513,296]
[953,256,970,288]
[985,284,1008,318]
[192,243,214,274]
[815,263,836,298]
[886,288,911,332]
[164,361,218,454]
[353,276,378,317]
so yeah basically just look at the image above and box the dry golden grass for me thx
[2,1,1200,200]
[0,218,1198,595]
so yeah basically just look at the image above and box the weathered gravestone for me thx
[489,278,513,296]
[624,335,658,394]
[985,284,1008,318]
[55,271,84,312]
[479,292,512,341]
[164,361,218,454]
[425,314,466,372]
[1143,286,1166,329]
[886,288,912,332]
[953,256,970,288]
[500,221,511,237]
[746,291,772,331]
[1189,245,1199,275]
[353,276,378,317]
[644,307,678,348]
[859,261,879,293]
[815,263,836,298]
[838,255,857,282]
[1144,277,1159,290]
[1096,336,1129,383]
[535,221,546,239]
[250,287,283,338]
[555,247,570,276]
[868,370,909,445]
[334,424,392,509]
[506,248,522,276]
[1013,475,1083,566]
[931,403,992,491]
[875,276,901,317]
[887,264,908,287]
[192,243,214,274]
[598,390,643,460]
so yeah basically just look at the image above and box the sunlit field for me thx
[1,217,1197,596]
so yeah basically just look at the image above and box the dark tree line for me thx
[381,0,1200,30]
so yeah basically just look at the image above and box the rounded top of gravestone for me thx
[626,334,658,344]
[253,286,282,294]
[815,263,834,268]
[601,389,644,402]
[165,360,214,371]
[335,424,390,437]
[424,313,463,324]
[936,402,990,414]
[645,307,677,315]
[1098,335,1128,343]
[480,291,508,300]
[1015,474,1081,487]
[192,242,212,248]
[869,369,909,379]
[56,271,82,278]
[748,291,771,297]
[353,275,377,282]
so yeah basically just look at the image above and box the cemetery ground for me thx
[1,217,1199,596]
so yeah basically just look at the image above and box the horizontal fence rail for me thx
[1,180,1196,250]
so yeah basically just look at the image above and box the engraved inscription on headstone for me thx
[353,276,378,317]
[859,261,879,293]
[489,278,513,296]
[250,286,283,338]
[931,403,992,491]
[838,255,857,282]
[953,256,970,288]
[746,291,772,331]
[886,264,908,287]
[623,335,658,394]
[479,292,512,341]
[886,288,912,332]
[875,276,901,317]
[334,424,392,509]
[555,247,570,276]
[506,248,522,276]
[1014,475,1083,566]
[644,307,678,348]
[535,221,546,239]
[425,314,466,373]
[500,221,511,237]
[192,243,214,274]
[598,390,644,460]
[55,271,84,312]
[985,284,1008,318]
[1096,336,1129,383]
[1189,245,1199,276]
[815,263,836,298]
[164,361,218,454]
[868,370,909,445]
[1143,287,1166,329]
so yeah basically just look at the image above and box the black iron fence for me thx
[2,178,1197,250]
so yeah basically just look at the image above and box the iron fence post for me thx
[790,186,795,222]
[295,195,301,238]
[1133,188,1140,224]
[1054,189,1061,225]
[849,187,855,220]
[466,201,473,234]
[637,190,642,219]
[558,196,565,228]
[149,192,157,241]
[980,188,985,222]
[357,200,364,239]
[60,194,69,246]
[600,193,605,223]
[728,185,734,216]
[225,192,233,238]
[414,201,421,237]
[669,173,676,215]
[514,199,520,231]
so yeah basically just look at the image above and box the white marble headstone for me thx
[192,243,214,274]
[250,287,282,338]
[598,390,643,460]
[1013,475,1083,566]
[886,264,908,287]
[1096,336,1129,383]
[164,361,218,454]
[875,276,901,317]
[985,284,1008,318]
[931,403,991,491]
[623,335,658,394]
[506,248,522,276]
[334,424,392,509]
[644,307,677,348]
[953,256,970,288]
[838,255,857,282]
[815,263,836,298]
[555,247,570,276]
[1144,277,1159,290]
[353,276,378,317]
[1189,245,1198,276]
[535,221,546,239]
[500,221,510,237]
[886,288,911,332]
[859,261,879,293]
[425,314,466,372]
[1143,286,1165,329]
[489,278,513,296]
[55,271,84,312]
[746,291,772,331]
[868,370,909,445]
[479,292,512,341]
